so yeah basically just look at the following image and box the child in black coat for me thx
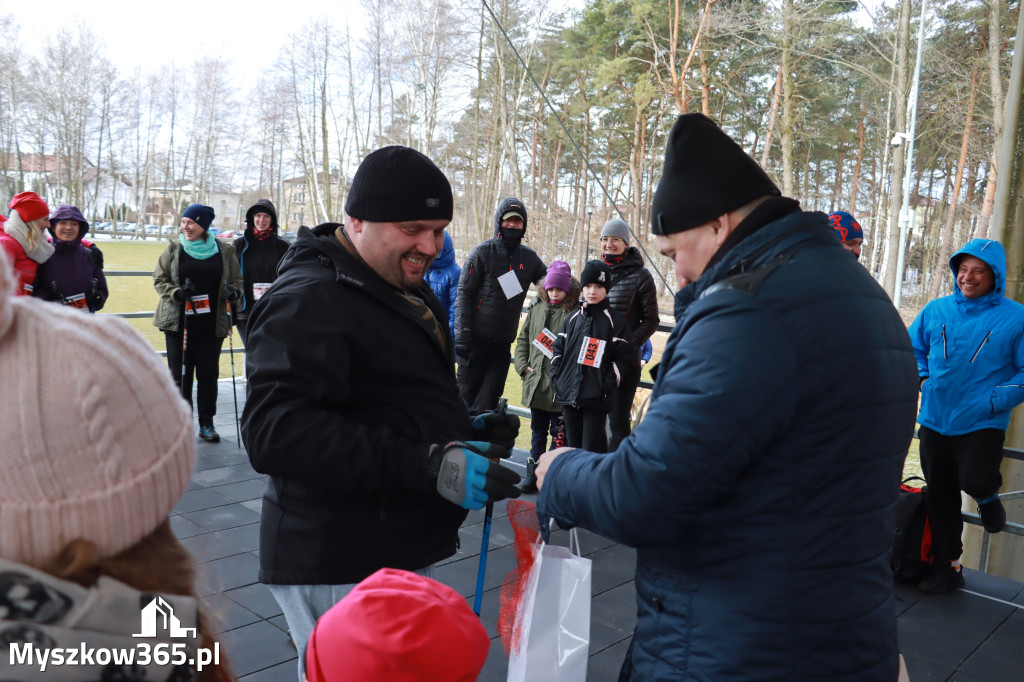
[550,260,628,453]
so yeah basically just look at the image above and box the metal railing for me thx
[103,271,1022,571]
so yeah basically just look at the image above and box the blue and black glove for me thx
[428,441,522,510]
[471,411,521,450]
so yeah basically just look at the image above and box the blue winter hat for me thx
[182,203,215,231]
[828,211,863,242]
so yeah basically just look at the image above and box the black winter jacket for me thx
[241,225,470,585]
[453,198,546,352]
[604,247,660,359]
[551,299,629,410]
[232,199,290,321]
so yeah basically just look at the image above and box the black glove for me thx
[85,291,102,311]
[455,343,471,362]
[223,284,240,303]
[471,411,520,450]
[427,441,521,510]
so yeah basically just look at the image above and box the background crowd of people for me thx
[3,111,1022,681]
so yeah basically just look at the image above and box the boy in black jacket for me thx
[550,260,628,452]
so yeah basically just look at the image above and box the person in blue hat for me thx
[828,210,864,259]
[153,203,243,442]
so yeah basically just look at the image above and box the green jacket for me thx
[514,277,581,411]
[153,238,242,337]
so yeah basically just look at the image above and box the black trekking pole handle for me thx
[51,281,65,304]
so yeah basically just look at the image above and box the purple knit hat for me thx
[544,260,572,293]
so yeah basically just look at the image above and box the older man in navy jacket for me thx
[536,114,919,681]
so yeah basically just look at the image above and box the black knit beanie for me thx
[580,260,612,289]
[344,146,453,222]
[651,114,780,235]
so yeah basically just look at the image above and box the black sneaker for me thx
[199,425,220,442]
[978,498,1006,533]
[918,563,965,594]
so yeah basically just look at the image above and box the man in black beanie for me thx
[536,114,919,681]
[241,145,521,677]
[453,196,547,414]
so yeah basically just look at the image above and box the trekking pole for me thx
[180,278,194,400]
[473,398,507,617]
[88,278,99,312]
[226,299,241,446]
[50,281,65,305]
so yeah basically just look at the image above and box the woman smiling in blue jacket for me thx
[909,238,1024,593]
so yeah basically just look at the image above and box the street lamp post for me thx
[585,205,595,261]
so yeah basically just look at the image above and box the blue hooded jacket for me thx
[909,238,1024,435]
[425,230,460,337]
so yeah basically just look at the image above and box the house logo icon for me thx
[133,596,197,638]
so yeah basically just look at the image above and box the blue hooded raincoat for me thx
[909,238,1024,436]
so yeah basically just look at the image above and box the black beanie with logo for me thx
[651,114,780,235]
[580,260,612,289]
[344,146,453,222]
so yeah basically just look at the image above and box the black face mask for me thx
[499,227,523,250]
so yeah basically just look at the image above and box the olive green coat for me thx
[514,277,581,412]
[152,238,242,337]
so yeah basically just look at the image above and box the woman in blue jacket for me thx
[909,238,1024,593]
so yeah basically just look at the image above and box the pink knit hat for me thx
[0,254,195,568]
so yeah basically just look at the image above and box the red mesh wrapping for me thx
[498,499,542,656]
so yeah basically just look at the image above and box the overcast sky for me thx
[9,0,369,85]
[8,0,594,88]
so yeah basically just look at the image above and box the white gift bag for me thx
[507,529,592,682]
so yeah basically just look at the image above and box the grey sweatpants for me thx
[269,564,437,680]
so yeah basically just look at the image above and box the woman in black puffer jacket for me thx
[232,199,290,343]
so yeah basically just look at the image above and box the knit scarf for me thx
[0,558,201,681]
[178,233,220,259]
[4,212,54,264]
[253,228,273,242]
[601,251,628,266]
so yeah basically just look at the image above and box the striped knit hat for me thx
[0,255,194,568]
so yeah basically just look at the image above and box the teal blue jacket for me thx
[910,238,1024,436]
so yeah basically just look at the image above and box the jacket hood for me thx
[950,238,1005,304]
[493,197,528,237]
[538,275,582,313]
[430,230,456,270]
[49,204,89,240]
[245,199,279,234]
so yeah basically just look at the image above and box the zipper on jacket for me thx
[970,331,993,363]
[941,325,947,359]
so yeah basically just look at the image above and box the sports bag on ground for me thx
[892,476,935,583]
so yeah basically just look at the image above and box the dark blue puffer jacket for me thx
[538,207,919,681]
[426,230,461,337]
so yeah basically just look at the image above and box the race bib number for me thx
[532,328,556,359]
[577,336,606,368]
[497,270,523,299]
[63,293,88,310]
[252,282,271,301]
[23,283,33,294]
[185,294,212,315]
